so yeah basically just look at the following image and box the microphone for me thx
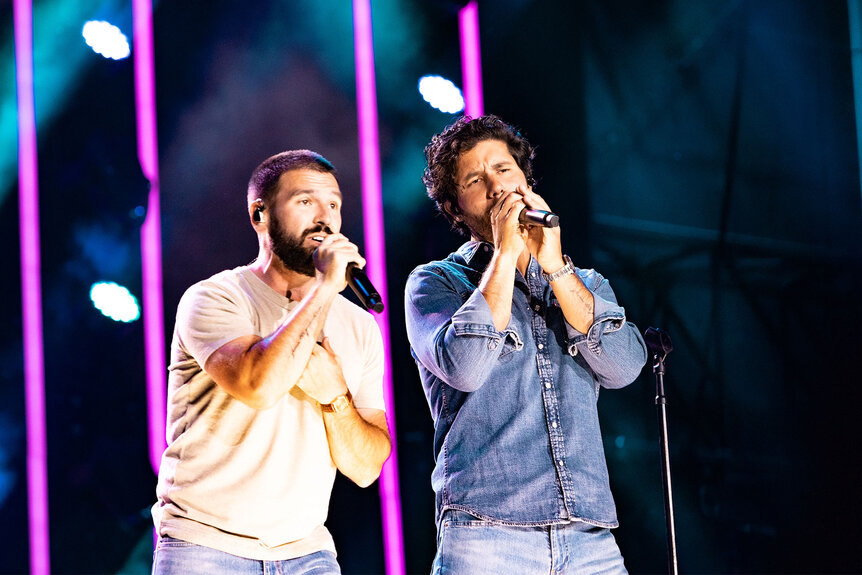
[519,208,559,228]
[644,327,673,357]
[347,264,384,313]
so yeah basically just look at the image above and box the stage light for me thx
[82,20,130,60]
[89,281,140,322]
[418,75,465,114]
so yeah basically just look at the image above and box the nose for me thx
[486,173,506,199]
[314,202,334,228]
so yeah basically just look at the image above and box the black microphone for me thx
[347,264,384,313]
[644,327,673,357]
[519,208,559,228]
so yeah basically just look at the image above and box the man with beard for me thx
[152,150,391,575]
[405,116,646,574]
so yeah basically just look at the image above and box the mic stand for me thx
[645,327,679,575]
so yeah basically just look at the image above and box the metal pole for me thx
[654,354,679,575]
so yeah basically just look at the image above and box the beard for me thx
[268,213,327,277]
[460,211,494,244]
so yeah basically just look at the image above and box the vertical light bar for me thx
[352,1,405,574]
[14,0,50,573]
[849,0,862,209]
[133,0,167,474]
[459,1,484,117]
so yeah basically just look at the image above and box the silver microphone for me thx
[519,208,559,228]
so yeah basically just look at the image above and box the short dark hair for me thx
[247,150,338,207]
[423,115,536,236]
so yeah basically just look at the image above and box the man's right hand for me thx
[312,233,366,293]
[490,190,528,263]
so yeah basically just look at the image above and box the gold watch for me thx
[321,390,352,413]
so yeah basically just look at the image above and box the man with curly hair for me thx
[405,116,647,574]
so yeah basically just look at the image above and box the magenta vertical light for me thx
[133,0,167,475]
[14,0,50,573]
[459,1,484,117]
[352,1,405,574]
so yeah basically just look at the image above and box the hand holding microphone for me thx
[313,234,384,313]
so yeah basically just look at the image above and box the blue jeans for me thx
[432,510,627,575]
[152,536,341,575]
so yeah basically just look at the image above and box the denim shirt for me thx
[404,241,647,528]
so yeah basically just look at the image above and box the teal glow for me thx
[0,0,129,206]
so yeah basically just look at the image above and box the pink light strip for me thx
[133,0,167,475]
[352,1,405,574]
[459,1,484,118]
[14,0,51,573]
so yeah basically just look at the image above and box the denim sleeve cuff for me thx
[451,289,524,351]
[565,293,626,356]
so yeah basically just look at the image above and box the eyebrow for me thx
[459,160,515,185]
[286,188,343,200]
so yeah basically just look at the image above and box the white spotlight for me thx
[90,281,140,322]
[82,20,131,60]
[418,75,465,114]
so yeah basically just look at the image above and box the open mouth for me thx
[305,231,328,244]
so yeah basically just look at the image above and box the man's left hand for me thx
[518,186,565,273]
[296,337,350,405]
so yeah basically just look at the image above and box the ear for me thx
[249,200,266,225]
[444,201,462,223]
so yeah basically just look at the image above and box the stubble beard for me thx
[461,211,494,245]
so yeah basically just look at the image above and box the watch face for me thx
[332,395,350,412]
[323,393,351,413]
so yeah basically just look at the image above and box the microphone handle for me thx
[347,264,384,313]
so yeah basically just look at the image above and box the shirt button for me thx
[552,422,558,429]
[558,460,564,467]
[534,305,540,312]
[537,343,544,350]
[545,382,551,389]
[531,272,536,277]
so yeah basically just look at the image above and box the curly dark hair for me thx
[423,115,536,236]
[247,150,338,207]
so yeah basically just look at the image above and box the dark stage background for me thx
[1,1,861,573]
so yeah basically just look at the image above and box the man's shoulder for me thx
[409,241,481,279]
[177,267,257,315]
[185,266,248,294]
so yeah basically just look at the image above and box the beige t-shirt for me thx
[152,266,385,560]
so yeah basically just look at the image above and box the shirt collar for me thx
[455,240,494,271]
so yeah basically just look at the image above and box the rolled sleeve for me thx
[564,293,627,356]
[563,274,647,389]
[406,267,522,392]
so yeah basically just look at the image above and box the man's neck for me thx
[250,253,316,301]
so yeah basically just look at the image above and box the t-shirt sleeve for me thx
[175,279,258,368]
[352,314,386,412]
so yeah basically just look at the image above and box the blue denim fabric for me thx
[405,241,647,528]
[152,537,341,574]
[432,509,627,574]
